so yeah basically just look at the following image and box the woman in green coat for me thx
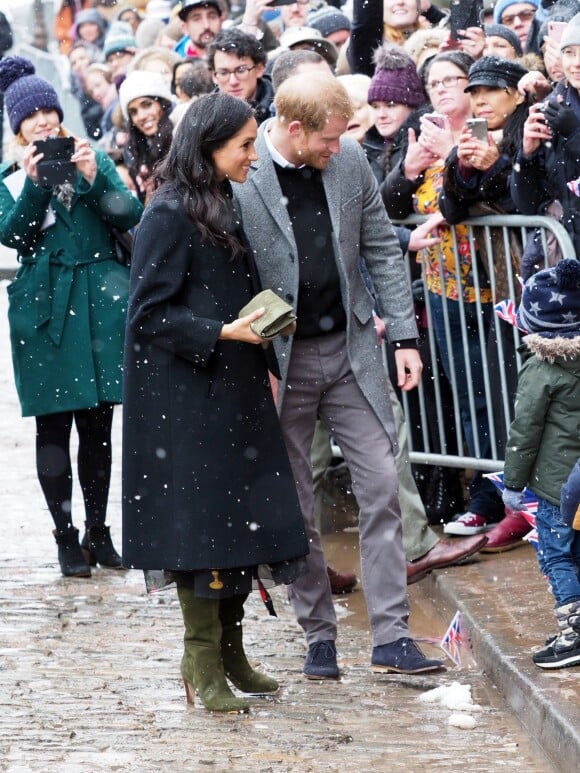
[0,57,143,578]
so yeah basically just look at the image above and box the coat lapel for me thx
[321,156,342,240]
[249,128,298,255]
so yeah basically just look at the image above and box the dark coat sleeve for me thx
[561,458,580,527]
[440,146,515,224]
[127,195,222,368]
[380,106,431,219]
[347,0,383,76]
[510,147,549,216]
[381,159,423,220]
[0,12,12,56]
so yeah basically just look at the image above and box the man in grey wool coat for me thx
[233,74,445,678]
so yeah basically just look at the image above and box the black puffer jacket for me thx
[510,82,580,256]
[251,76,274,126]
[440,148,516,223]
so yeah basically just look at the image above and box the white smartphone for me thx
[466,118,489,144]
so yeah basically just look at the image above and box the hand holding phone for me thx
[449,0,483,41]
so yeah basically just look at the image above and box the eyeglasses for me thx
[426,75,468,92]
[500,9,536,26]
[213,64,256,81]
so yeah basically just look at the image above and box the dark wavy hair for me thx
[127,96,173,191]
[156,92,254,258]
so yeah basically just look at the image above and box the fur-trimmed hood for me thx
[524,332,580,365]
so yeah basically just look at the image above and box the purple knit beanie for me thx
[367,44,426,107]
[0,56,63,134]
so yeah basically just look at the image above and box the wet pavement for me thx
[0,278,570,773]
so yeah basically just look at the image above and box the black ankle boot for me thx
[81,525,124,569]
[53,527,91,577]
[424,467,465,525]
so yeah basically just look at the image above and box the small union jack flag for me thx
[440,610,463,667]
[494,297,526,331]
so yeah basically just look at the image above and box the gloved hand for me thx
[502,487,525,512]
[411,278,425,305]
[543,100,580,139]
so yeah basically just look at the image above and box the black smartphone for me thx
[34,137,76,186]
[267,0,297,5]
[449,0,483,41]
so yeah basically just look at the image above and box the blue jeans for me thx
[536,498,580,607]
[429,293,502,520]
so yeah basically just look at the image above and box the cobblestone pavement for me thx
[0,283,554,772]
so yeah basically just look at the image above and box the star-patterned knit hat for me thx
[517,258,580,338]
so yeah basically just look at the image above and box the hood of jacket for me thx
[524,332,580,369]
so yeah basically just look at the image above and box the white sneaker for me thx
[443,512,493,536]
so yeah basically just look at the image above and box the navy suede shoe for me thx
[371,637,446,674]
[303,640,339,680]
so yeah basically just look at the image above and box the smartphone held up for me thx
[466,117,489,144]
[449,0,483,41]
[34,137,76,186]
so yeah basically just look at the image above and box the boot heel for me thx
[81,525,124,569]
[81,544,97,567]
[183,678,195,705]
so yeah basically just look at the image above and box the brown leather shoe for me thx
[406,534,488,584]
[327,565,358,594]
[480,511,531,553]
[406,562,431,585]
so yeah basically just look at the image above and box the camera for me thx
[35,137,76,186]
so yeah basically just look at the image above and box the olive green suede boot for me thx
[176,587,250,713]
[219,594,279,694]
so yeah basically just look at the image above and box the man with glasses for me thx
[493,0,541,51]
[207,29,274,124]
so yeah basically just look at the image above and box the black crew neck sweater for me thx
[274,163,346,339]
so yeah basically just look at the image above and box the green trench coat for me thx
[0,151,143,417]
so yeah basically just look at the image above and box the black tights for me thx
[35,404,114,533]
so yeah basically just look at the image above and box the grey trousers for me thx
[311,382,438,562]
[280,332,409,648]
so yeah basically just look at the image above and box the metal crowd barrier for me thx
[390,214,576,472]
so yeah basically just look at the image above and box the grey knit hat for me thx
[307,7,351,39]
[560,11,580,48]
[483,24,523,56]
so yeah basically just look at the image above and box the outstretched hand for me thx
[408,212,444,251]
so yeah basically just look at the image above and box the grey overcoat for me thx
[233,127,418,452]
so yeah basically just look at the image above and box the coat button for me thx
[286,293,294,302]
[192,354,201,363]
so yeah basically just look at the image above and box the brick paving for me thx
[0,280,555,772]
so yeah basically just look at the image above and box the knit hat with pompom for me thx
[367,45,426,107]
[0,56,63,134]
[517,258,580,338]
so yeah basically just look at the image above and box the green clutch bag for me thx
[239,289,297,340]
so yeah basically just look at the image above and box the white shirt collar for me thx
[264,123,304,169]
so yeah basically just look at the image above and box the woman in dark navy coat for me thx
[122,93,308,713]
